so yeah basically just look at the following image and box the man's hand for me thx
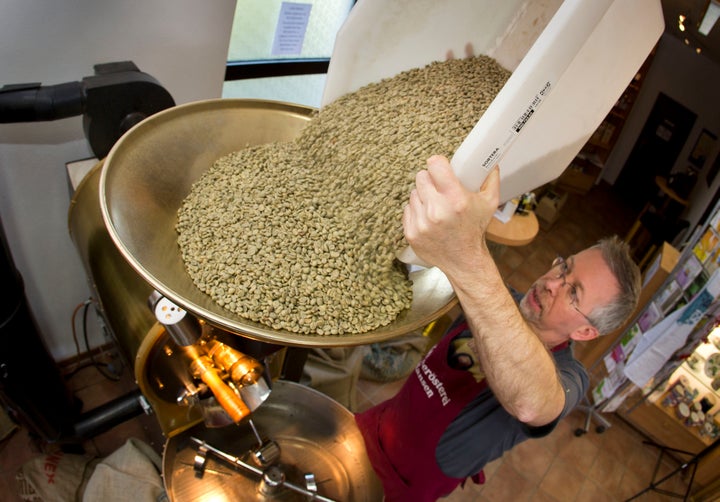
[402,155,500,276]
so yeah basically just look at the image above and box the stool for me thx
[624,176,690,268]
[625,207,688,269]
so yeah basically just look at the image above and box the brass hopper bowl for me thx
[99,98,457,347]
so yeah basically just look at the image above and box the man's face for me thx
[518,248,619,336]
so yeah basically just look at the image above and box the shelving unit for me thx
[556,49,656,194]
[579,197,720,488]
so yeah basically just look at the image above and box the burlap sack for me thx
[82,438,166,502]
[16,449,98,502]
[301,346,369,411]
[16,438,165,502]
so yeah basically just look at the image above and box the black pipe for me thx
[0,61,175,158]
[0,82,85,122]
[72,389,148,440]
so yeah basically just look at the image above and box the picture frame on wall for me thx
[707,153,720,188]
[689,128,717,170]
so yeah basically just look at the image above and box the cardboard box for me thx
[639,242,681,308]
[535,189,568,226]
[557,161,601,194]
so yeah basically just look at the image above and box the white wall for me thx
[0,0,237,361]
[602,33,720,231]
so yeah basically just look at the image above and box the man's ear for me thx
[570,325,599,342]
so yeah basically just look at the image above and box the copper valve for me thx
[184,345,250,423]
[204,339,264,386]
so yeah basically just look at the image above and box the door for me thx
[615,92,697,211]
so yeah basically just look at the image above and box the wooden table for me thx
[654,175,689,208]
[487,210,539,246]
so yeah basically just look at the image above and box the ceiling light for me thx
[699,0,720,36]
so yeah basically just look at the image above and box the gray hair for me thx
[586,236,641,335]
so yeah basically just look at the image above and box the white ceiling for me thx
[662,0,720,65]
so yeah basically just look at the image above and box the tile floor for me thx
[0,181,699,501]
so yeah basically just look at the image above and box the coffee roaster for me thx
[67,98,456,500]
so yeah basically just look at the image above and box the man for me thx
[355,155,641,501]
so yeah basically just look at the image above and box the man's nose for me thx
[544,275,565,296]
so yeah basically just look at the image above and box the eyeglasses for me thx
[551,256,594,326]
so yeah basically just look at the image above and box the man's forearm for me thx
[446,245,565,426]
[401,156,566,425]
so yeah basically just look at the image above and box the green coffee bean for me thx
[177,56,509,335]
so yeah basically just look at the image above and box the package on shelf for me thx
[694,228,720,263]
[676,254,704,289]
[637,302,662,332]
[711,209,720,233]
[657,280,683,313]
[592,368,626,405]
[620,323,643,355]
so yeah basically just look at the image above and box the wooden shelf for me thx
[562,47,656,186]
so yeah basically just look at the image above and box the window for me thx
[223,0,354,108]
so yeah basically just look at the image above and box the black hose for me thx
[0,81,85,122]
[72,389,148,440]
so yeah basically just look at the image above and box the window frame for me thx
[225,58,329,81]
[224,1,355,82]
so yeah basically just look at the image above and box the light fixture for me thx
[678,14,686,31]
[699,0,720,36]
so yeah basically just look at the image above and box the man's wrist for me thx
[445,241,498,298]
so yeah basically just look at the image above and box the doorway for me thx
[615,92,697,211]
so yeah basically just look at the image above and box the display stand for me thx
[626,438,720,501]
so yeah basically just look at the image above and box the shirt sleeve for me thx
[523,345,589,437]
[556,348,590,418]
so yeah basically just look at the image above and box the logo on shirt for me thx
[415,346,451,406]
